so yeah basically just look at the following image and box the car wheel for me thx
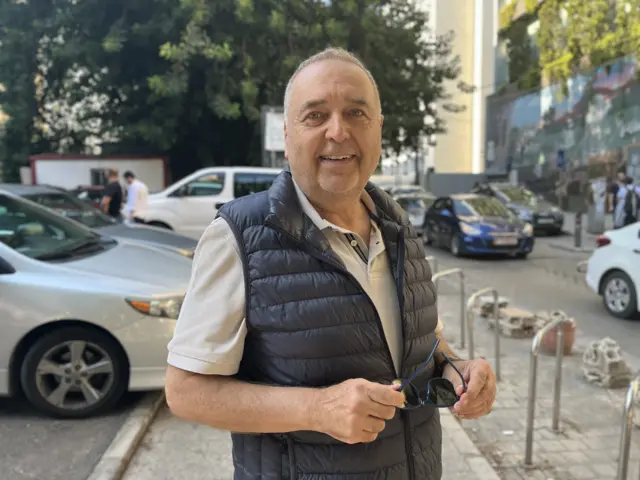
[20,326,128,418]
[602,271,637,319]
[450,235,461,257]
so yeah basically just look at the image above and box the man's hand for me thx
[312,378,405,444]
[443,359,496,420]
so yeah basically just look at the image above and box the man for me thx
[100,168,123,219]
[622,176,639,226]
[123,170,148,223]
[609,171,625,223]
[165,48,496,479]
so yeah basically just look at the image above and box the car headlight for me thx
[177,248,195,259]
[126,295,184,319]
[522,223,533,236]
[460,223,482,235]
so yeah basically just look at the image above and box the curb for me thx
[440,410,501,480]
[548,242,594,254]
[87,391,166,480]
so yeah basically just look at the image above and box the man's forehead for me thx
[289,59,377,108]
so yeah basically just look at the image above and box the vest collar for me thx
[264,169,409,253]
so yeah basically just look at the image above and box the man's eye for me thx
[307,112,322,120]
[350,109,364,116]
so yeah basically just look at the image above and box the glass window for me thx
[233,173,278,198]
[456,197,514,218]
[184,172,226,197]
[24,193,116,229]
[496,186,537,205]
[0,194,99,260]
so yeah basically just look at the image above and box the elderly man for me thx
[165,47,496,479]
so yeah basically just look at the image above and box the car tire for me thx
[450,235,462,257]
[601,271,638,319]
[20,326,129,418]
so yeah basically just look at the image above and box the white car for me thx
[0,191,192,418]
[142,166,282,239]
[585,222,640,319]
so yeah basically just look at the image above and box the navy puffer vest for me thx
[217,170,442,480]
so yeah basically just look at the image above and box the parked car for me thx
[471,182,564,234]
[585,223,640,319]
[0,184,197,259]
[393,192,436,233]
[142,166,282,239]
[388,185,429,197]
[0,191,193,417]
[423,194,535,258]
[71,185,105,209]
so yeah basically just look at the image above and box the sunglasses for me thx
[395,338,467,410]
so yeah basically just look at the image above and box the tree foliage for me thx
[0,0,462,181]
[501,0,640,88]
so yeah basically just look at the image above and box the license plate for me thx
[537,217,555,224]
[494,237,518,246]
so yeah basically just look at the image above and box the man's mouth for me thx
[319,155,357,162]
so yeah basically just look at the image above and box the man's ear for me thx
[284,120,289,159]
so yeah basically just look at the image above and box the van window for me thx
[234,173,278,198]
[185,173,226,196]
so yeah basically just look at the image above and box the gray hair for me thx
[283,47,381,119]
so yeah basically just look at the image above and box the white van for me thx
[141,166,283,239]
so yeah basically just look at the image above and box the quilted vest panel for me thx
[218,170,443,480]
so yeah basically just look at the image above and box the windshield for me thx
[396,195,434,212]
[497,186,537,206]
[455,197,515,219]
[24,192,116,228]
[0,194,101,260]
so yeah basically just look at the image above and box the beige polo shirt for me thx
[167,181,442,377]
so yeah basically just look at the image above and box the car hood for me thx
[459,216,523,233]
[95,223,198,251]
[51,240,193,295]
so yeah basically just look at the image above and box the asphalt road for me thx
[425,233,640,367]
[0,392,144,480]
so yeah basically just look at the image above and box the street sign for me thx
[264,111,285,152]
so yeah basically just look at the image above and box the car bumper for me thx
[112,317,177,391]
[532,214,564,231]
[458,233,535,255]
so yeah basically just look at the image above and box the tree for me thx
[0,0,462,182]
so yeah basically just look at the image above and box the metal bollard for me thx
[425,256,439,289]
[432,268,465,348]
[466,287,501,382]
[616,375,639,480]
[524,316,572,466]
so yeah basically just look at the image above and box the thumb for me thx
[455,384,465,396]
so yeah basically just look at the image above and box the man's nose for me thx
[325,113,350,142]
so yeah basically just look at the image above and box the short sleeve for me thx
[103,183,118,197]
[167,217,247,375]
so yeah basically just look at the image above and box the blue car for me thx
[423,194,535,259]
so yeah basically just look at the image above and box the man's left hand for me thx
[443,359,496,419]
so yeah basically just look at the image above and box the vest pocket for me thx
[282,437,297,479]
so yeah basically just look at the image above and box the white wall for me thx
[32,158,166,191]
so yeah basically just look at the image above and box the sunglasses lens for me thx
[403,383,423,407]
[426,378,458,407]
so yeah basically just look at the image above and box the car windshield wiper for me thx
[33,236,106,261]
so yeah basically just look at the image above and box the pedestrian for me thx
[609,171,625,225]
[100,168,124,220]
[122,170,148,223]
[622,176,639,226]
[165,47,497,480]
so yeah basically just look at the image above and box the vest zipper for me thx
[265,221,396,375]
[395,227,415,480]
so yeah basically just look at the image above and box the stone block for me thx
[475,295,509,317]
[581,337,633,388]
[488,307,538,338]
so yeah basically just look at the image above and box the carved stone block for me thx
[582,337,633,389]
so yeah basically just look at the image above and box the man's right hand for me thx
[311,378,405,444]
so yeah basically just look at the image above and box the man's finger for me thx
[368,384,406,408]
[464,365,489,400]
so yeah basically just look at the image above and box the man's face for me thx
[124,177,133,185]
[617,172,625,183]
[284,59,383,199]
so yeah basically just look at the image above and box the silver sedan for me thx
[0,192,192,418]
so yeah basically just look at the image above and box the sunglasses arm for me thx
[438,352,468,394]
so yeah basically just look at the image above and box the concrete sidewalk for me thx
[122,403,500,480]
[436,290,640,480]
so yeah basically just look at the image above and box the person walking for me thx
[100,168,124,220]
[123,170,149,223]
[165,47,496,480]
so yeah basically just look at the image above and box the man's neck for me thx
[311,196,371,240]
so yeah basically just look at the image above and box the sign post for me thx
[261,106,286,169]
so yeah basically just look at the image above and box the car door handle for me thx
[214,202,225,209]
[634,249,640,254]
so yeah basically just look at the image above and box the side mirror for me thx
[178,186,189,197]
